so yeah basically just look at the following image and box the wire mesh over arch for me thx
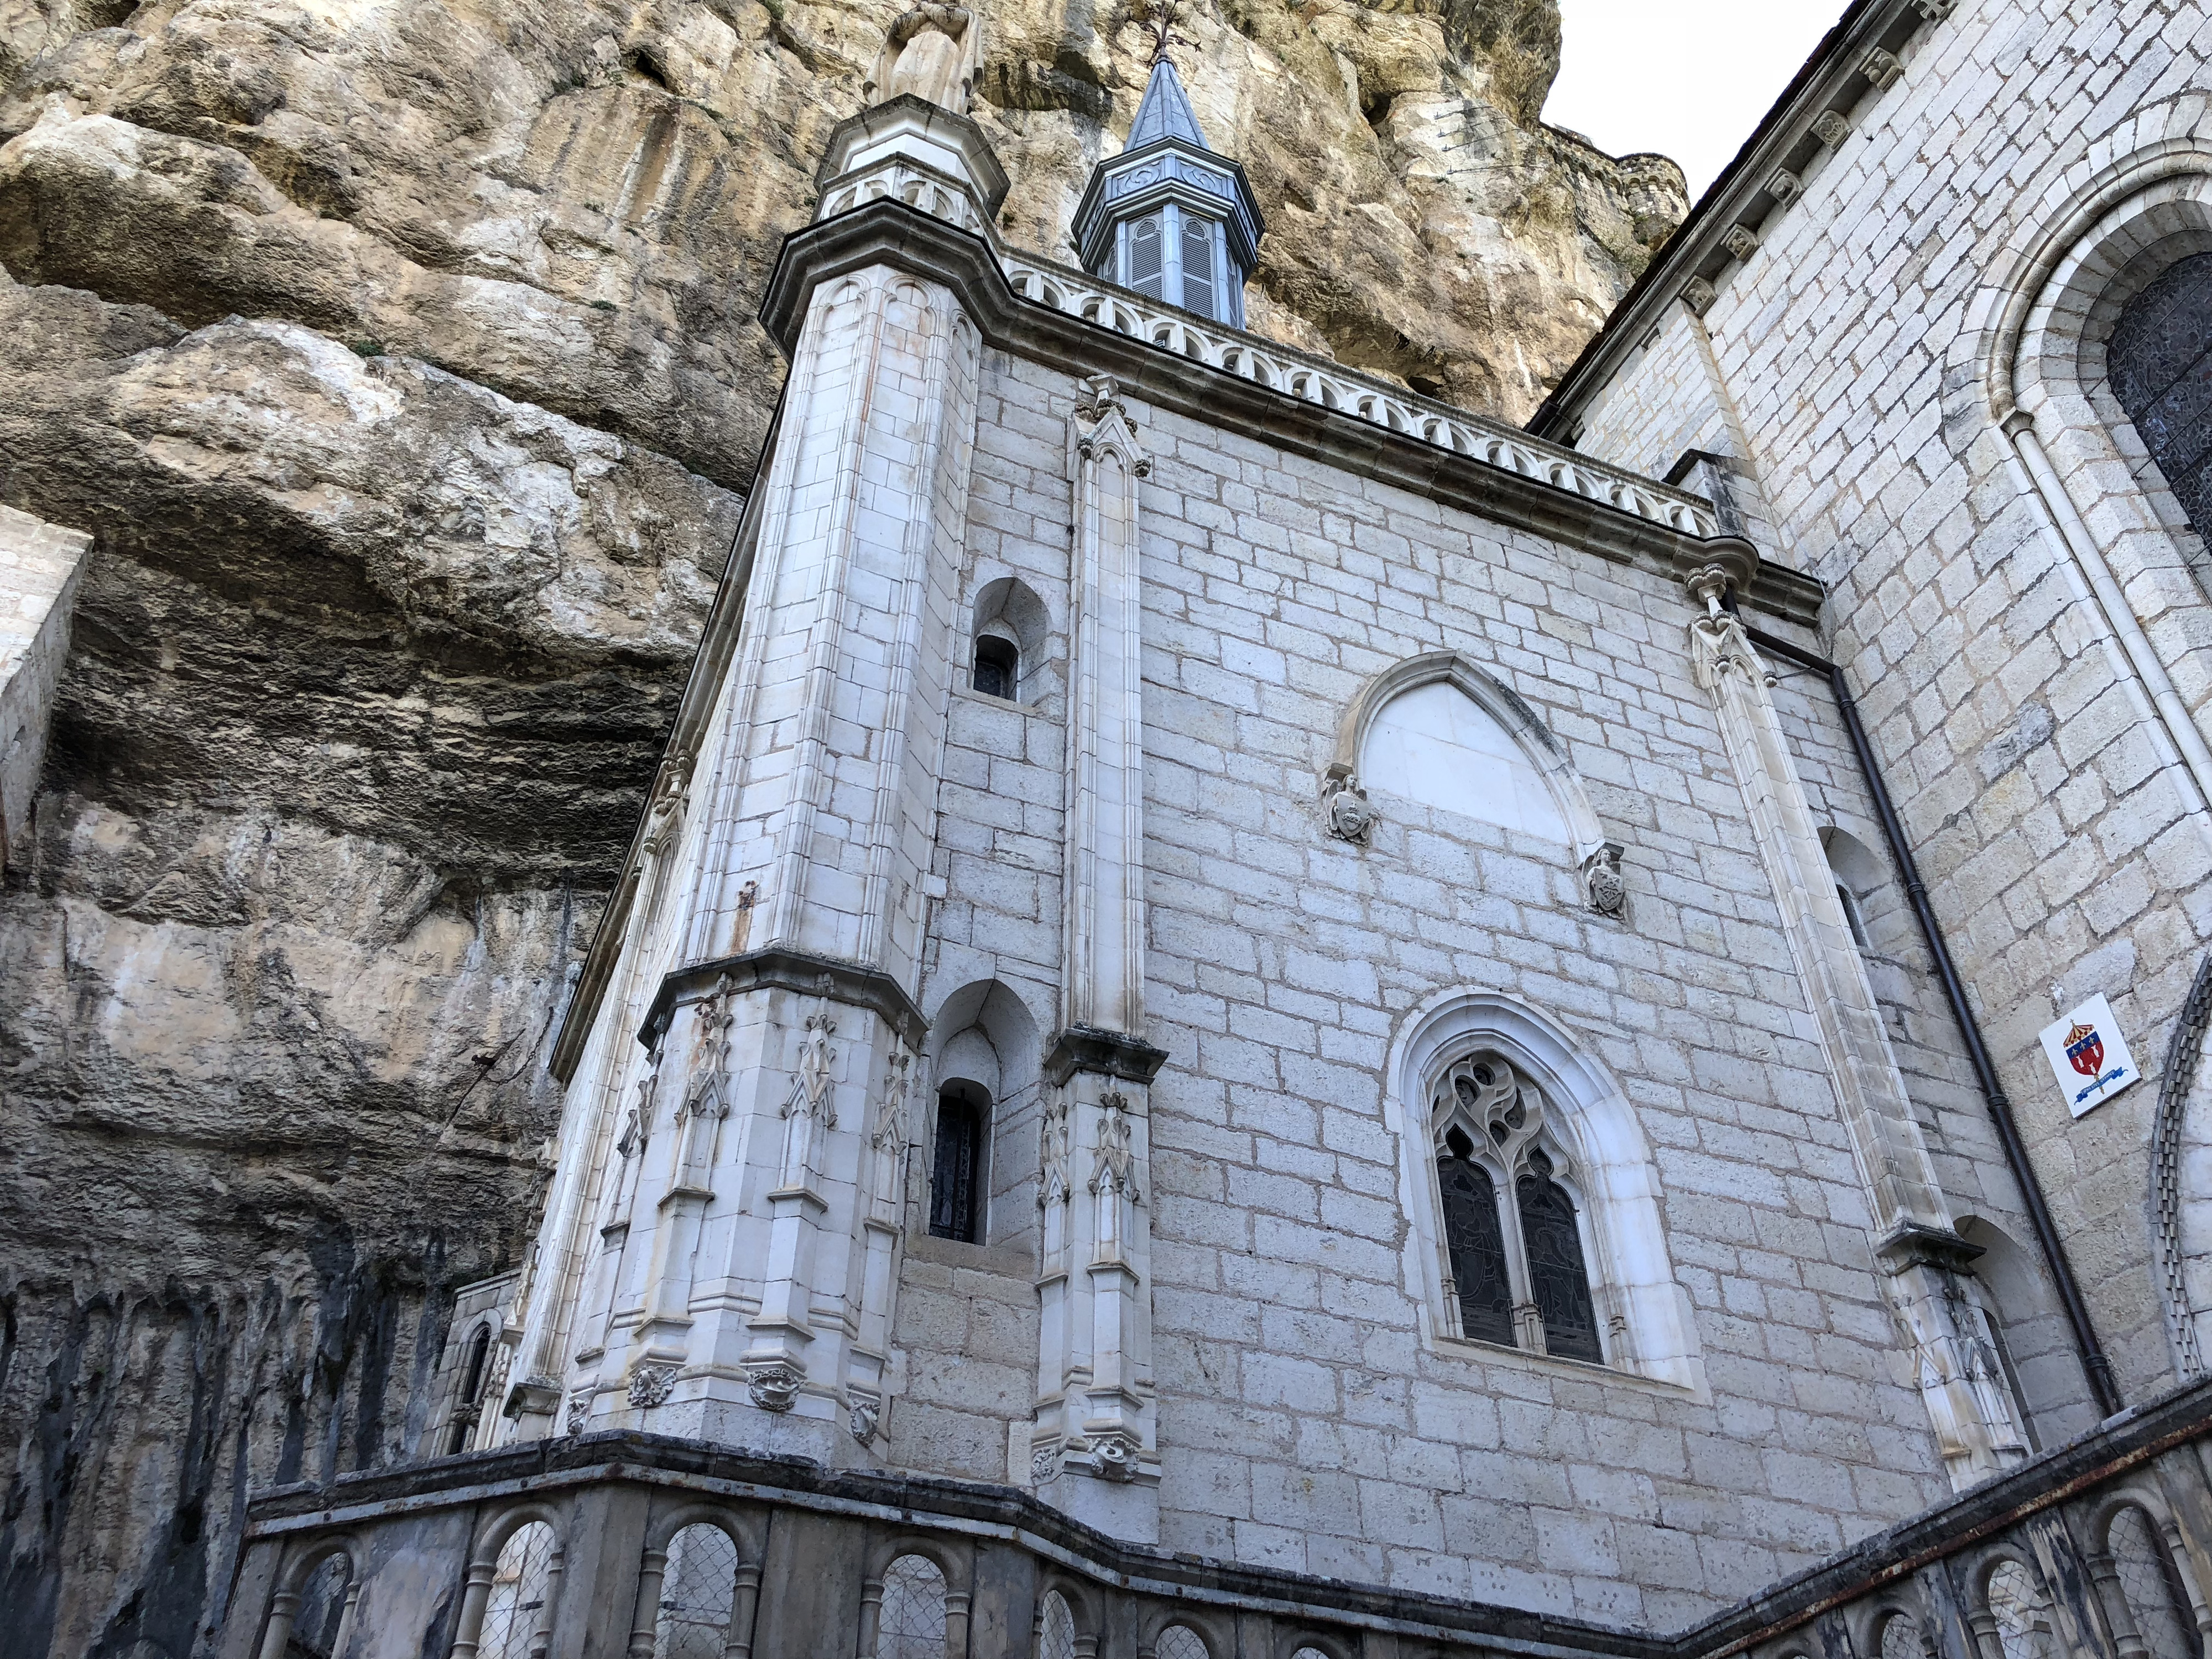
[1986,1560,2045,1659]
[2108,251,2212,539]
[2111,1504,2198,1659]
[289,1551,351,1658]
[1036,1590,1076,1659]
[878,1554,947,1659]
[1154,1625,1209,1659]
[1290,1648,1334,1659]
[655,1523,740,1659]
[479,1521,557,1659]
[1879,1611,1928,1659]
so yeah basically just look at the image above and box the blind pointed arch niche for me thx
[1334,652,1605,859]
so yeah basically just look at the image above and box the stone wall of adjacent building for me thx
[1568,0,2212,1400]
[0,502,88,870]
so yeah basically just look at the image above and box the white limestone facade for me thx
[1542,0,2212,1418]
[464,35,2167,1625]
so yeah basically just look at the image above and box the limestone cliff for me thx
[0,0,1682,1652]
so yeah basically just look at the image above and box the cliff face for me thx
[0,0,1681,1652]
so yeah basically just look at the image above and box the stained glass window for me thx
[2109,252,2212,539]
[1438,1153,1513,1345]
[1517,1151,1601,1363]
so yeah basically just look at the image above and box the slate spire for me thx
[1126,56,1209,152]
[1071,55,1265,327]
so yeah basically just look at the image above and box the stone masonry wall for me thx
[1570,0,2212,1400]
[880,341,2078,1630]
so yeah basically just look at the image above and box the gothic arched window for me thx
[2108,252,2212,539]
[1429,1053,1605,1364]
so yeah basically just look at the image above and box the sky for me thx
[1542,1,1846,198]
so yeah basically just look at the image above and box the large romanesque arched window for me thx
[1431,1053,1604,1364]
[2109,252,2212,540]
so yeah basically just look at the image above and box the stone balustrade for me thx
[220,1379,2212,1659]
[998,255,1723,541]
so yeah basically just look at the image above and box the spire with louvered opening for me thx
[1071,57,1264,328]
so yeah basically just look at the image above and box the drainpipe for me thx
[1741,618,2126,1418]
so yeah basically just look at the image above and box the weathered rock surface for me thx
[0,0,1682,1652]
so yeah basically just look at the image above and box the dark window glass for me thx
[1837,883,1870,950]
[1181,214,1215,320]
[973,635,1018,700]
[2109,252,2212,539]
[447,1323,492,1454]
[930,1086,985,1243]
[1517,1150,1601,1363]
[1129,215,1164,299]
[1438,1153,1513,1345]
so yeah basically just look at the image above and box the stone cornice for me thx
[638,947,930,1053]
[1044,1025,1172,1086]
[759,198,1824,625]
[1528,0,1954,441]
[242,1375,2212,1655]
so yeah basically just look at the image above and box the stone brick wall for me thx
[1569,0,2212,1401]
[874,338,2098,1624]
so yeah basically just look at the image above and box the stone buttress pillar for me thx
[503,95,1002,1464]
[1032,379,1169,1541]
[1683,552,2030,1488]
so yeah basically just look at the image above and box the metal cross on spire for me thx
[1133,0,1186,67]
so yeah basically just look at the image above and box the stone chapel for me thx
[91,0,2212,1654]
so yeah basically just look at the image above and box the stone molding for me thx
[1042,1025,1171,1085]
[757,202,1813,585]
[638,948,929,1053]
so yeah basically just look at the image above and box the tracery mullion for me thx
[1495,1151,1546,1353]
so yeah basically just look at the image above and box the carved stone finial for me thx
[1321,768,1374,844]
[1583,841,1628,919]
[748,1360,805,1413]
[865,4,980,112]
[626,1365,675,1409]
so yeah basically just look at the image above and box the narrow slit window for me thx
[930,1085,986,1244]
